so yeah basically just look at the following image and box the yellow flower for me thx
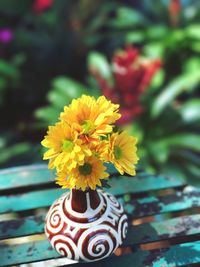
[60,95,121,140]
[41,122,91,171]
[41,94,139,191]
[55,170,76,189]
[56,156,109,191]
[89,140,109,161]
[108,131,139,176]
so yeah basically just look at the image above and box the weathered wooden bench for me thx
[1,164,200,266]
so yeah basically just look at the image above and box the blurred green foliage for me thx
[0,0,200,185]
[87,46,200,185]
[35,77,87,126]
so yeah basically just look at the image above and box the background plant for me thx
[0,0,200,186]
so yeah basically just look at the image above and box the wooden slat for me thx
[0,215,44,240]
[2,239,200,266]
[2,213,200,247]
[0,239,60,266]
[128,214,200,246]
[108,174,185,195]
[120,188,200,218]
[1,186,198,216]
[0,180,186,215]
[66,241,200,267]
[0,188,62,214]
[0,164,54,190]
[0,164,185,192]
[0,164,117,191]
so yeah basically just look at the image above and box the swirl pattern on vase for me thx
[45,190,128,262]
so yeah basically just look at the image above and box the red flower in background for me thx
[91,47,161,125]
[32,0,53,13]
[169,0,181,26]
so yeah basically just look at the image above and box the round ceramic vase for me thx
[45,189,128,262]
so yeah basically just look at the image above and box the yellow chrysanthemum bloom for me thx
[41,95,139,190]
[56,156,109,191]
[89,140,109,161]
[41,122,91,171]
[60,95,121,140]
[108,131,139,176]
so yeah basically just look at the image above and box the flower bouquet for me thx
[42,95,138,262]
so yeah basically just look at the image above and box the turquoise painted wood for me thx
[108,174,185,195]
[119,187,200,218]
[0,188,63,214]
[1,164,200,267]
[0,215,45,240]
[1,186,200,217]
[0,239,60,266]
[0,164,55,190]
[1,213,200,246]
[2,238,200,267]
[0,164,185,192]
[0,164,117,191]
[65,240,200,267]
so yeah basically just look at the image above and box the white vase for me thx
[45,189,128,262]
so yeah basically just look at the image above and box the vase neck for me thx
[70,189,100,213]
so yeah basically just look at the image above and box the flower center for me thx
[79,163,92,176]
[62,139,74,152]
[82,120,93,134]
[114,145,122,160]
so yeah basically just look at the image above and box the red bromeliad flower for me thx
[91,47,161,125]
[32,0,53,13]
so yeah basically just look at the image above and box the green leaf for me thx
[163,134,200,152]
[48,91,69,108]
[49,77,87,108]
[184,58,200,73]
[151,72,200,117]
[35,106,60,125]
[143,42,164,58]
[0,60,19,80]
[149,69,165,90]
[125,31,145,44]
[0,143,31,164]
[52,77,86,101]
[88,52,112,81]
[147,141,170,164]
[191,42,200,52]
[178,99,200,122]
[36,78,87,125]
[146,26,168,40]
[186,24,200,40]
[107,7,146,28]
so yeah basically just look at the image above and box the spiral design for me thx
[106,193,124,214]
[51,235,78,260]
[45,203,65,235]
[78,224,118,261]
[118,214,128,243]
[45,190,128,262]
